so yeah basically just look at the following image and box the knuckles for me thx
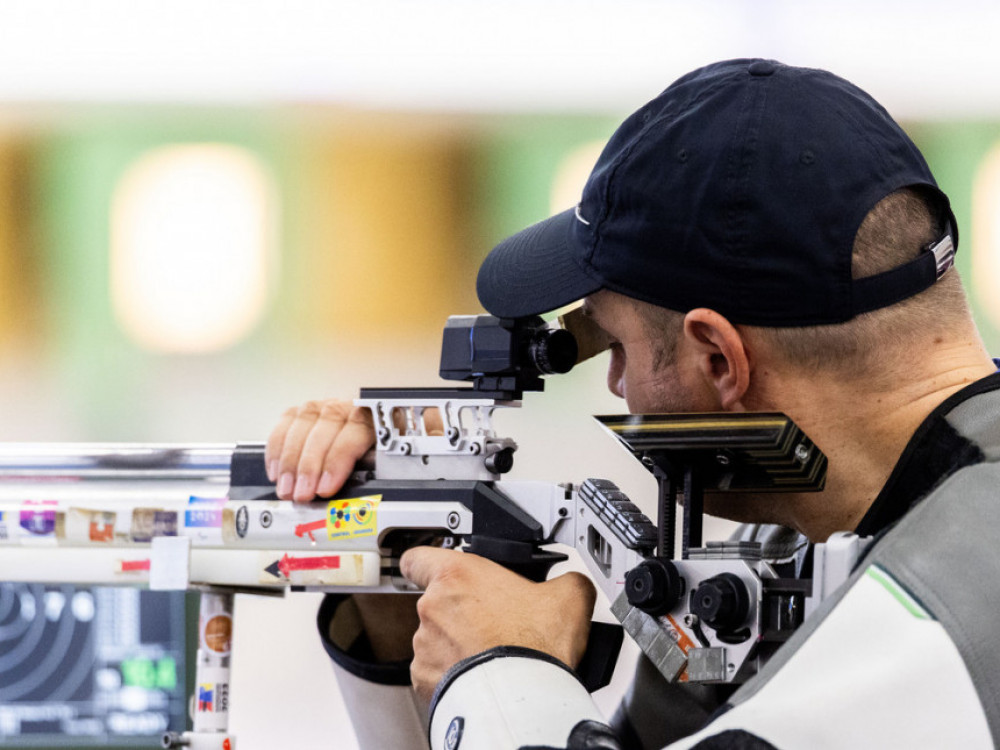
[415,593,434,621]
[319,400,352,422]
[347,405,375,427]
[299,400,324,418]
[559,571,597,603]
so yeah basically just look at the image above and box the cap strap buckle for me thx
[851,226,957,316]
[929,233,955,280]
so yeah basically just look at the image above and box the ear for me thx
[681,308,751,410]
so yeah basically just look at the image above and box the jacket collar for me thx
[855,371,1000,537]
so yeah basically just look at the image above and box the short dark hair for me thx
[746,188,971,379]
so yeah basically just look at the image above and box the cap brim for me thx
[476,208,603,318]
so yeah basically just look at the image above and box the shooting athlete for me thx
[268,60,1000,748]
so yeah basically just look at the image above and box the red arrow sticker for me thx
[294,519,326,541]
[265,553,341,579]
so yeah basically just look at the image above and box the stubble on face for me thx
[583,291,690,414]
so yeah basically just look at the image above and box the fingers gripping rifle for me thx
[0,314,870,750]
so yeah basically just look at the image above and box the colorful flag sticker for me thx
[197,682,230,714]
[198,684,214,712]
[326,495,381,540]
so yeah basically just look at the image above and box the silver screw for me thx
[794,443,811,462]
[447,512,461,530]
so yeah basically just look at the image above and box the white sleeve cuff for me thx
[429,647,605,750]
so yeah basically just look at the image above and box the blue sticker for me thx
[185,509,222,528]
[185,497,225,528]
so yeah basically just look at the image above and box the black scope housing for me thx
[439,315,578,397]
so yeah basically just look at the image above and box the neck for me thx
[749,338,995,542]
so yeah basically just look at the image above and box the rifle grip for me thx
[576,621,624,692]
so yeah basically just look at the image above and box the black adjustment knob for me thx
[484,447,515,474]
[625,558,684,616]
[690,573,750,632]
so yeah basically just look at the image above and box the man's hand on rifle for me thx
[268,398,596,705]
[401,546,597,702]
[267,398,444,503]
[266,398,377,503]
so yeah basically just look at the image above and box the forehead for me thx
[582,290,642,319]
[582,289,622,314]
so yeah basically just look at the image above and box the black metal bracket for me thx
[597,412,827,560]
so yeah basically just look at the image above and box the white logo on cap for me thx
[574,204,591,226]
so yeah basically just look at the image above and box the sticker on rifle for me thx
[58,509,117,543]
[131,509,178,542]
[20,501,57,536]
[90,511,115,542]
[197,682,229,713]
[326,495,381,540]
[60,509,117,543]
[235,506,249,538]
[185,496,225,528]
[197,684,215,712]
[201,614,233,655]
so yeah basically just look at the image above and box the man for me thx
[268,60,1000,748]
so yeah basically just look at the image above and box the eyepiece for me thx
[528,328,578,375]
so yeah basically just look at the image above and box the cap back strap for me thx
[852,229,956,316]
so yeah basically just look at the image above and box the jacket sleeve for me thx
[428,564,993,750]
[667,563,992,749]
[317,595,429,750]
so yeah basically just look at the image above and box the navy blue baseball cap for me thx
[477,59,957,326]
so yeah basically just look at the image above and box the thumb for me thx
[399,545,457,589]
